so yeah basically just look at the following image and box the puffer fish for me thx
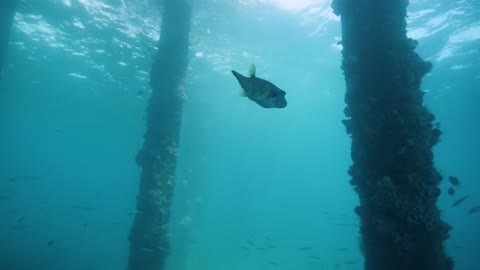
[231,64,287,108]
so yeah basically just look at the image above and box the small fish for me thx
[10,225,25,231]
[309,255,321,260]
[157,246,170,253]
[17,216,25,223]
[336,223,356,227]
[448,187,455,196]
[241,246,250,251]
[0,195,11,201]
[231,64,287,109]
[265,244,277,249]
[268,261,279,267]
[14,176,40,181]
[336,248,348,251]
[71,205,96,211]
[452,196,468,207]
[448,176,460,187]
[299,247,313,251]
[468,205,480,214]
[48,240,55,247]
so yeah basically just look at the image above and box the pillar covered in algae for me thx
[0,0,16,77]
[127,0,192,269]
[332,0,453,269]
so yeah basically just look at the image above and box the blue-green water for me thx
[0,0,479,269]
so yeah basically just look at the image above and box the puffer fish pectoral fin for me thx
[240,88,247,97]
[249,64,256,77]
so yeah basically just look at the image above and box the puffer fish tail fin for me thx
[248,64,256,77]
[240,88,247,97]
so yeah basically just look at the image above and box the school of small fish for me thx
[447,175,480,215]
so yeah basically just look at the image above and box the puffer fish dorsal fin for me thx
[239,88,247,97]
[248,64,256,77]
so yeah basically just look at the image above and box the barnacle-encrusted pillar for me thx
[127,1,191,270]
[332,0,453,269]
[0,0,16,77]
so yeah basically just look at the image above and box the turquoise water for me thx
[0,0,479,269]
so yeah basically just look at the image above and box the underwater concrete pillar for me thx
[0,0,16,77]
[332,0,453,269]
[127,0,192,270]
